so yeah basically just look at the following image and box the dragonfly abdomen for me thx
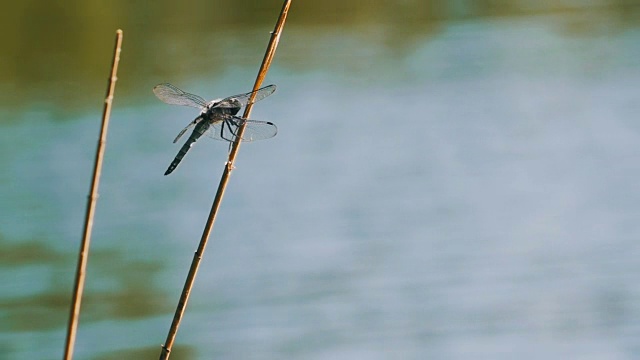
[164,121,211,176]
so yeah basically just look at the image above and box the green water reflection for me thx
[1,0,637,116]
[0,235,170,333]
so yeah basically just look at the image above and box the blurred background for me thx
[1,0,639,359]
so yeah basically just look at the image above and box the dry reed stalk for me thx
[63,29,123,360]
[158,2,291,359]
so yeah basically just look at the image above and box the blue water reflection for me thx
[1,12,640,360]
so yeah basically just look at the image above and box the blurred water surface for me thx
[1,1,640,359]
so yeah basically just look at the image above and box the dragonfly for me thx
[153,83,277,175]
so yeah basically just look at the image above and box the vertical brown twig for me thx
[63,29,123,360]
[159,2,291,359]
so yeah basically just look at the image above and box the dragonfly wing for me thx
[153,83,207,109]
[173,116,203,143]
[202,119,235,142]
[202,116,277,142]
[205,116,278,142]
[239,118,278,142]
[214,84,276,109]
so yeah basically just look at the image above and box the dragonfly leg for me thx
[221,119,237,142]
[220,120,232,142]
[227,117,245,140]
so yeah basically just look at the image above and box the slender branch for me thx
[63,29,123,360]
[159,2,291,359]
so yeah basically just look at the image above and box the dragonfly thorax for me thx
[203,98,242,118]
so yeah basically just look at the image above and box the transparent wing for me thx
[153,83,207,109]
[203,116,278,142]
[173,116,203,143]
[213,84,276,109]
[238,118,278,142]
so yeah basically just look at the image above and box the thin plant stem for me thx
[63,29,123,360]
[158,2,291,359]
